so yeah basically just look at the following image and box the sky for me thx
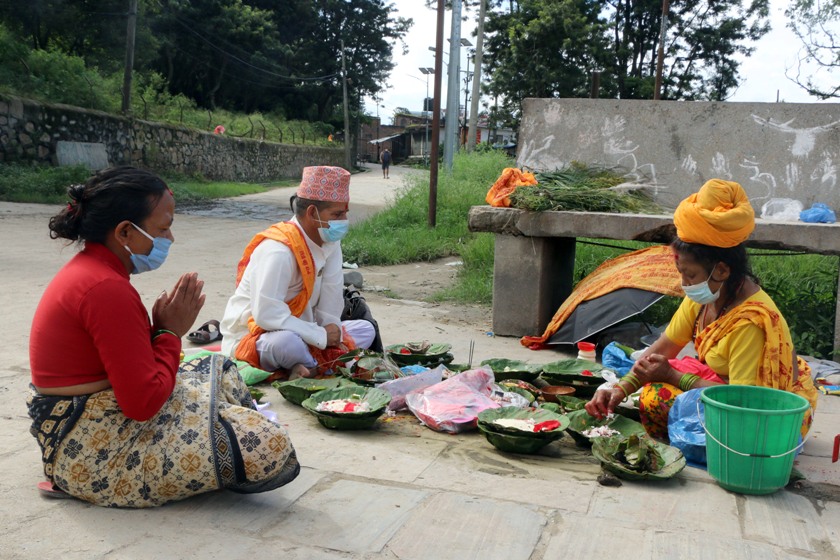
[369,0,837,124]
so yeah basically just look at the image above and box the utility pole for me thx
[462,53,471,147]
[653,0,670,100]
[442,0,462,171]
[429,0,445,227]
[121,0,138,114]
[341,40,352,171]
[467,0,486,151]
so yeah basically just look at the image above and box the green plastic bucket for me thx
[700,385,809,495]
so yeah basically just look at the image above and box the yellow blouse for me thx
[664,290,792,386]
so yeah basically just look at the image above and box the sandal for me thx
[37,480,76,500]
[187,320,222,344]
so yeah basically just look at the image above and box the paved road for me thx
[0,165,838,559]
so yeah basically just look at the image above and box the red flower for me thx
[581,370,593,376]
[399,348,411,354]
[658,386,672,400]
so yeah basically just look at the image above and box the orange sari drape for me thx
[696,301,818,436]
[233,222,354,373]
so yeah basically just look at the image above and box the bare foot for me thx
[289,363,317,380]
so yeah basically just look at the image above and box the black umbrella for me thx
[547,288,665,345]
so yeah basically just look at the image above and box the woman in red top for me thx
[28,167,299,507]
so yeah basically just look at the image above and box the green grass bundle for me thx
[509,164,663,213]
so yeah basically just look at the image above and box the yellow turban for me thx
[673,179,755,247]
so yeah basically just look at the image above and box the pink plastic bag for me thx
[378,365,445,411]
[405,366,500,433]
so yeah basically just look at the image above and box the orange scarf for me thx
[485,168,538,207]
[233,222,354,373]
[696,300,817,435]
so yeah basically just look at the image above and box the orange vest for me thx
[233,222,354,373]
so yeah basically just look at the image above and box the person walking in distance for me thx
[380,148,391,179]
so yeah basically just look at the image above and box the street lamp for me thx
[419,67,434,164]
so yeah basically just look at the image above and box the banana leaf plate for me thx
[477,406,569,439]
[565,409,647,446]
[302,386,390,430]
[591,434,686,481]
[540,358,604,384]
[272,377,355,406]
[480,358,542,382]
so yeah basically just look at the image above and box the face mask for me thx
[682,265,721,305]
[124,222,172,274]
[315,209,349,243]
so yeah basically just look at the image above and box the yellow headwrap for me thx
[673,179,755,247]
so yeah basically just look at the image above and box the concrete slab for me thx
[412,438,600,513]
[649,530,788,559]
[589,480,741,538]
[387,492,544,560]
[260,478,428,554]
[160,466,325,533]
[542,517,649,557]
[742,491,829,553]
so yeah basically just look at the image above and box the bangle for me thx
[622,373,642,392]
[678,374,700,392]
[618,382,632,399]
[153,329,179,340]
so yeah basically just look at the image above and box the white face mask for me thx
[682,266,721,305]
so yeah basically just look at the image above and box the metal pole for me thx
[121,0,138,114]
[442,0,462,171]
[425,75,430,163]
[653,0,670,100]
[462,55,470,147]
[341,40,352,170]
[467,0,486,151]
[429,0,446,227]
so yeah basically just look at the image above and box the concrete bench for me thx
[467,206,840,350]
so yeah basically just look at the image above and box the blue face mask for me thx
[124,222,171,274]
[682,265,721,305]
[315,209,349,243]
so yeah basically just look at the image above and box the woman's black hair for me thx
[48,166,170,243]
[289,194,334,218]
[671,238,760,296]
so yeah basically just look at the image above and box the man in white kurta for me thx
[220,166,374,378]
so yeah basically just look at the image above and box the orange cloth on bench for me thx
[520,245,683,347]
[485,168,538,207]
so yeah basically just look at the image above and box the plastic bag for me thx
[800,203,837,224]
[488,384,531,409]
[378,365,444,411]
[760,198,803,221]
[601,341,635,376]
[667,388,706,466]
[405,366,499,433]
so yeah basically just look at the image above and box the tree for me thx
[786,0,840,99]
[482,0,771,127]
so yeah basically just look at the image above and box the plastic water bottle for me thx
[577,341,597,362]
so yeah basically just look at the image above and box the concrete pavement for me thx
[1,163,838,559]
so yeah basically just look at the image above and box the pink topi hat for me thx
[296,166,350,202]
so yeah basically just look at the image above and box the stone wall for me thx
[0,94,343,181]
[517,98,840,210]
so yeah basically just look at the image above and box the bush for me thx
[0,163,90,203]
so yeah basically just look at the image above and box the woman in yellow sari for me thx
[586,179,818,439]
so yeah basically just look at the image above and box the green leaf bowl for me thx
[480,358,542,382]
[477,406,569,439]
[301,386,391,430]
[386,343,452,366]
[591,435,687,480]
[477,424,558,454]
[272,377,355,406]
[564,409,647,446]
